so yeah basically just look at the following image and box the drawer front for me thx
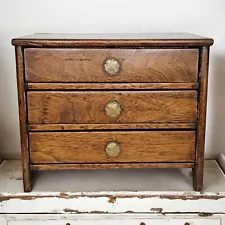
[27,91,197,124]
[8,218,221,225]
[30,131,195,163]
[24,48,199,83]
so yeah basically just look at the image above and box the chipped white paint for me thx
[0,160,225,213]
[3,214,223,225]
[2,195,225,214]
[0,160,225,224]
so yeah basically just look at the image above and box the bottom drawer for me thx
[7,215,221,225]
[29,131,195,164]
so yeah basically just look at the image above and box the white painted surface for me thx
[218,153,225,173]
[0,1,225,160]
[1,160,225,214]
[0,160,225,224]
[3,195,225,214]
[5,214,222,225]
[1,160,225,193]
[0,217,7,225]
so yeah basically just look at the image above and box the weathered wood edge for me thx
[30,162,194,171]
[15,46,31,192]
[193,47,210,191]
[11,39,214,47]
[1,190,225,201]
[1,192,225,214]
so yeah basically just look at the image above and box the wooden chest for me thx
[12,33,213,192]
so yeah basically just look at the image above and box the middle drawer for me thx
[27,91,197,124]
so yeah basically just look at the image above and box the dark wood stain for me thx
[193,47,210,191]
[29,131,196,164]
[15,46,31,192]
[12,33,213,192]
[27,91,197,124]
[11,33,214,47]
[30,162,195,171]
[27,82,199,91]
[24,48,199,83]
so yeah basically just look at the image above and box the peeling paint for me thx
[108,196,116,203]
[125,211,135,213]
[64,208,80,214]
[89,211,106,214]
[198,212,213,217]
[59,192,73,199]
[151,208,163,213]
[0,196,39,202]
[63,209,106,214]
[1,193,225,204]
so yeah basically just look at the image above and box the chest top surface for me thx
[12,33,214,47]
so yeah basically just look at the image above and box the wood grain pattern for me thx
[27,91,197,124]
[193,47,210,191]
[12,33,214,191]
[30,162,194,171]
[15,46,31,192]
[29,131,196,164]
[24,48,199,83]
[27,82,199,90]
[11,32,214,47]
[29,123,196,131]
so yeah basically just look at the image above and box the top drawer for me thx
[24,48,199,83]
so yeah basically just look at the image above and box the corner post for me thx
[193,46,210,191]
[15,46,31,192]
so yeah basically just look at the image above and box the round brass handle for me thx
[105,101,122,118]
[105,142,121,157]
[103,58,121,75]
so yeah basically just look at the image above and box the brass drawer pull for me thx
[105,141,121,157]
[103,58,121,75]
[105,101,122,118]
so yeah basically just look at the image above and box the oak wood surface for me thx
[12,33,214,192]
[30,162,194,171]
[29,131,196,164]
[29,123,196,131]
[193,47,210,191]
[27,91,197,124]
[11,33,214,47]
[24,48,199,83]
[15,47,31,192]
[27,82,199,90]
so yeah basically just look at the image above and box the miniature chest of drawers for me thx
[12,33,213,192]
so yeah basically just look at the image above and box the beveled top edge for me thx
[12,33,214,47]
